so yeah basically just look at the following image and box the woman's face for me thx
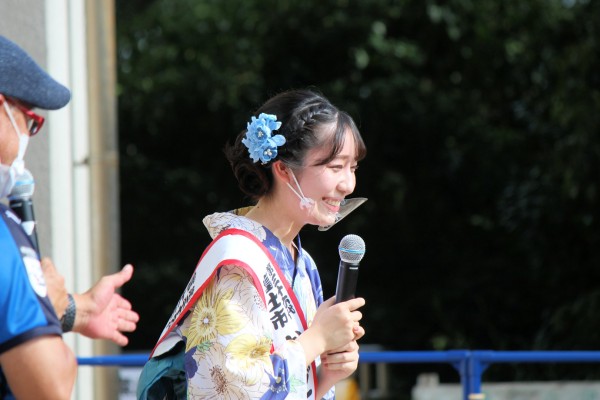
[295,127,358,227]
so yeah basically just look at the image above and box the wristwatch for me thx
[60,293,76,332]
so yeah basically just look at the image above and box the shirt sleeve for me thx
[180,265,311,399]
[0,217,62,355]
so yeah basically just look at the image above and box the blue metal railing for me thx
[78,353,149,367]
[467,351,600,397]
[78,350,600,400]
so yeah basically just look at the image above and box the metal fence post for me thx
[447,350,471,400]
[468,351,491,398]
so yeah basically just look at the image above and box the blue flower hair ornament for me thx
[242,113,286,164]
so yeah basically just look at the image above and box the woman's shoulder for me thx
[202,210,267,242]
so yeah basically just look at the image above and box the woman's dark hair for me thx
[225,89,366,201]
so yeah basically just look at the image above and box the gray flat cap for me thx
[0,35,70,110]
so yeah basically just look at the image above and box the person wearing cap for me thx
[0,35,139,399]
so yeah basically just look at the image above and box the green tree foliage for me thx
[117,0,600,385]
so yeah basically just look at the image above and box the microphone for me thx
[335,234,366,303]
[8,168,40,254]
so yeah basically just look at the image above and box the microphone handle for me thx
[335,260,360,303]
[9,198,40,254]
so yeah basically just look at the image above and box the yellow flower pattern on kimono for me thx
[226,334,273,385]
[185,279,246,352]
[188,342,249,399]
[225,267,270,331]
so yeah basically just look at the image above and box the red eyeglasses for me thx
[7,99,45,136]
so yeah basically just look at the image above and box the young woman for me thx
[138,89,367,400]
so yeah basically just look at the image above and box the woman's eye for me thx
[351,165,359,172]
[329,164,343,171]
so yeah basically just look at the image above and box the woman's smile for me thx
[322,198,342,213]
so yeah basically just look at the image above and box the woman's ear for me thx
[272,160,292,184]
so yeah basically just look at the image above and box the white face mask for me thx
[0,101,29,198]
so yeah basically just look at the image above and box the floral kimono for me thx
[137,210,332,400]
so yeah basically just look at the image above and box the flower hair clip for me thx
[242,113,285,164]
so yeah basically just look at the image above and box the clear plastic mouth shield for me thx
[318,197,368,231]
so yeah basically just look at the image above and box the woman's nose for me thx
[338,169,355,196]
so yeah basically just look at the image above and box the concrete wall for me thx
[1,1,120,399]
[1,0,54,256]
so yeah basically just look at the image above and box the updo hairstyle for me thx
[225,89,366,201]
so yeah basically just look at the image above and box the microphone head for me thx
[8,168,35,200]
[338,234,366,264]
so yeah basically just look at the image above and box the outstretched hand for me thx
[72,264,139,346]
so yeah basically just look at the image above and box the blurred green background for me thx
[116,0,600,396]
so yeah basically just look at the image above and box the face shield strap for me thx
[286,170,316,210]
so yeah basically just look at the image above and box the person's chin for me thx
[310,210,337,227]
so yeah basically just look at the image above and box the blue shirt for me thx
[0,204,62,398]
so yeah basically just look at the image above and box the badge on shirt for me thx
[20,246,47,297]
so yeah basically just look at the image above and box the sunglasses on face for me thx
[7,98,45,136]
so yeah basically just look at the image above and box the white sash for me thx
[150,228,318,396]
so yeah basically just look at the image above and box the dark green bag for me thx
[136,341,186,400]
